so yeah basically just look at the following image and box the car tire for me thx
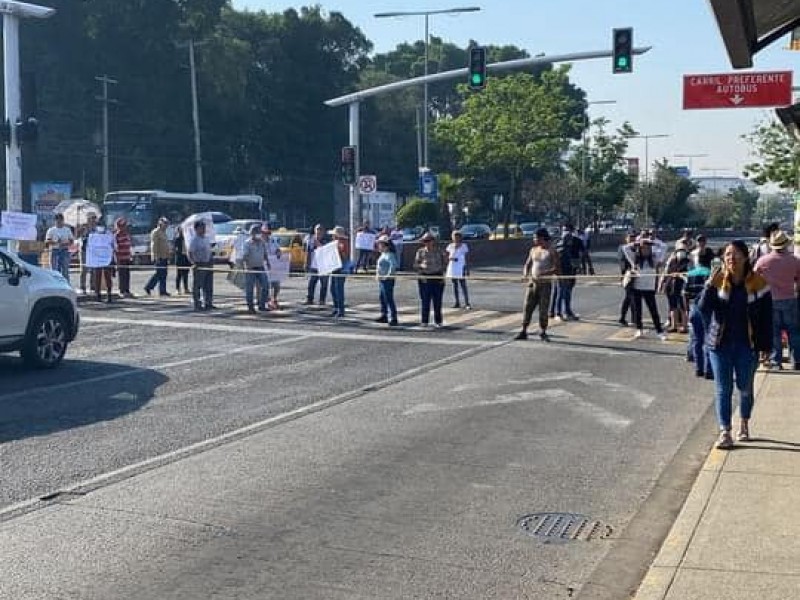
[21,310,70,369]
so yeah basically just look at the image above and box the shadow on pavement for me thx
[0,358,167,444]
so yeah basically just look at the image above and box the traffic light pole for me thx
[348,102,359,262]
[3,13,22,243]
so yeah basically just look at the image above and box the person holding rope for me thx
[414,231,446,328]
[241,224,271,313]
[515,228,560,341]
[188,220,214,311]
[622,232,667,341]
[374,235,399,326]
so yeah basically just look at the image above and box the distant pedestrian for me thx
[303,224,329,306]
[91,225,115,303]
[240,224,270,313]
[662,239,691,333]
[414,231,446,328]
[446,231,471,309]
[114,218,133,297]
[390,225,405,269]
[750,222,779,263]
[618,233,635,326]
[515,228,560,341]
[699,240,772,448]
[188,220,214,311]
[78,213,98,294]
[691,234,715,269]
[685,262,713,378]
[355,220,375,274]
[173,227,191,295]
[329,226,350,318]
[263,227,282,309]
[754,230,800,370]
[144,217,171,297]
[374,235,399,326]
[45,212,74,282]
[549,224,583,320]
[622,232,667,340]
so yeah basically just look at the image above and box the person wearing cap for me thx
[114,218,134,297]
[144,216,171,297]
[188,220,214,311]
[239,224,271,313]
[445,230,471,310]
[263,226,283,309]
[622,232,667,340]
[328,226,351,318]
[303,223,329,306]
[515,228,560,341]
[45,212,74,282]
[662,239,691,333]
[413,231,447,328]
[699,240,772,449]
[374,235,399,326]
[754,230,800,370]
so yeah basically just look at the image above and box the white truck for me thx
[0,250,80,368]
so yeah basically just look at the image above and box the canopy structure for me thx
[708,0,800,68]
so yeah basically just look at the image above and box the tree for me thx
[434,67,586,235]
[436,173,463,238]
[629,161,697,227]
[396,198,438,229]
[729,185,759,229]
[743,118,800,189]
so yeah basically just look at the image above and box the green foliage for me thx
[743,119,800,189]
[396,198,439,228]
[630,161,697,227]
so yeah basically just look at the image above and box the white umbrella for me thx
[53,199,102,228]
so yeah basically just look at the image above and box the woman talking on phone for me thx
[699,240,772,449]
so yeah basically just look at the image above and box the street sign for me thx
[357,175,377,194]
[674,166,690,178]
[683,71,792,109]
[418,170,438,202]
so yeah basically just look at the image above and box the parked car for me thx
[402,227,422,242]
[271,229,307,271]
[519,222,539,237]
[490,224,524,239]
[0,248,80,368]
[458,223,492,239]
[214,219,265,265]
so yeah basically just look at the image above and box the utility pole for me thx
[187,40,204,192]
[95,75,118,197]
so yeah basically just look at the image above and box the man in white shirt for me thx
[45,212,75,282]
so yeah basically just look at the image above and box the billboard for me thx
[31,182,72,221]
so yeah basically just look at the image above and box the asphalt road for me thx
[0,256,717,599]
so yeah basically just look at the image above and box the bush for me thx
[396,197,439,229]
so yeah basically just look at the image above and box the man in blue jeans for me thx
[144,217,171,296]
[240,224,271,313]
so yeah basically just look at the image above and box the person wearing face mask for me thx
[240,224,271,313]
[699,240,772,449]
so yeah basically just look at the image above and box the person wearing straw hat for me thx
[413,231,446,328]
[754,230,800,370]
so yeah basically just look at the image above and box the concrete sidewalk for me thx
[634,369,800,600]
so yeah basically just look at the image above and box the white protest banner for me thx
[0,211,38,241]
[181,212,217,250]
[268,253,291,283]
[86,232,115,267]
[315,240,342,275]
[355,231,376,251]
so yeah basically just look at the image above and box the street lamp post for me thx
[374,6,480,169]
[626,133,669,225]
[1,1,56,253]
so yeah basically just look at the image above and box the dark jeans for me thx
[771,298,799,365]
[418,279,444,325]
[708,341,757,430]
[245,269,269,309]
[452,278,470,306]
[689,304,712,376]
[632,289,663,332]
[175,256,190,292]
[192,263,214,308]
[146,258,169,294]
[330,271,346,316]
[117,260,131,294]
[522,280,552,331]
[550,278,575,316]
[93,267,113,297]
[620,286,633,321]
[50,248,71,282]
[379,279,397,321]
[306,269,329,303]
[356,249,372,272]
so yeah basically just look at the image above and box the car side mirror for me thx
[8,264,25,286]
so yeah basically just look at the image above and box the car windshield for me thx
[216,221,253,235]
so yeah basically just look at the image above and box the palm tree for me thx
[437,172,464,238]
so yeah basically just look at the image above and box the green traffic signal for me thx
[471,73,483,85]
[468,46,487,90]
[612,27,633,74]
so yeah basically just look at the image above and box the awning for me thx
[708,0,800,68]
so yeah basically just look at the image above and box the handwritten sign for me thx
[355,231,376,251]
[268,253,291,283]
[314,240,342,275]
[85,232,115,267]
[0,211,37,241]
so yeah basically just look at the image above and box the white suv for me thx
[0,249,80,368]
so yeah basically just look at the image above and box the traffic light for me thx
[612,27,633,74]
[468,46,487,90]
[15,117,38,145]
[340,145,356,185]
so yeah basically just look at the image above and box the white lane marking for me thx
[0,344,486,521]
[404,388,571,414]
[575,375,655,408]
[0,336,309,402]
[405,388,632,430]
[506,371,594,386]
[80,316,499,347]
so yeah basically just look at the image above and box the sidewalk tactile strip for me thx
[517,512,613,543]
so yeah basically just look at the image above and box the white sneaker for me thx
[633,329,645,339]
[433,323,443,329]
[658,332,668,342]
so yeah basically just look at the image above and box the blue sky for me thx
[233,0,797,182]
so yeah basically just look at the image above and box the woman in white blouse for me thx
[446,231,471,309]
[622,232,667,340]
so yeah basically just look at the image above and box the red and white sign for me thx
[683,71,792,109]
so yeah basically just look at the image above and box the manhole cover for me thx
[517,512,613,543]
